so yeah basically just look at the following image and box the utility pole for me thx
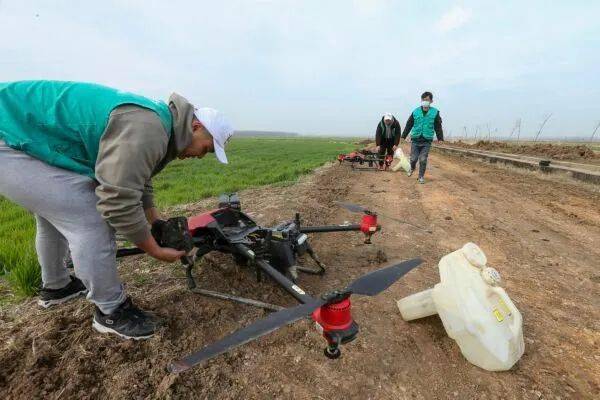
[516,119,522,142]
[508,118,521,140]
[486,124,491,141]
[463,126,468,140]
[534,113,553,142]
[591,121,600,142]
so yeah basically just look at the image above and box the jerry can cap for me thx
[481,267,502,286]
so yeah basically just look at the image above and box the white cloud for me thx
[436,6,473,32]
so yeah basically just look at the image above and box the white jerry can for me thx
[391,148,411,172]
[397,243,525,371]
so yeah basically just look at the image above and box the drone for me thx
[115,194,423,373]
[337,149,393,171]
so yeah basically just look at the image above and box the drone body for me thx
[116,194,422,373]
[184,194,379,284]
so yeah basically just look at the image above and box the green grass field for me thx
[0,137,356,299]
[0,198,39,297]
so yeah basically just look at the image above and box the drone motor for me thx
[312,296,359,359]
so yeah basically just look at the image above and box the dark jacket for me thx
[375,117,401,146]
[401,108,444,142]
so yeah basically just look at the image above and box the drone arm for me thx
[299,224,361,234]
[233,243,314,304]
[256,259,314,303]
[299,223,380,245]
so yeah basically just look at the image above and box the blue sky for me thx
[1,0,599,138]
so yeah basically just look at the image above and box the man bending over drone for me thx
[374,113,401,170]
[0,80,234,339]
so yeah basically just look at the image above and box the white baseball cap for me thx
[194,108,234,164]
[383,113,393,121]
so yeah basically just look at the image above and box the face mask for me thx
[421,100,431,107]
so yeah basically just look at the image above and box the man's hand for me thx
[152,246,187,263]
[136,234,186,263]
[392,145,398,151]
[375,145,381,152]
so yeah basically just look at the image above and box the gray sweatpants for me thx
[0,141,126,314]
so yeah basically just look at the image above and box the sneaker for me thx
[38,275,87,308]
[418,177,425,184]
[407,169,414,177]
[92,297,158,340]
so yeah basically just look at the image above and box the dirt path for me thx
[1,148,599,399]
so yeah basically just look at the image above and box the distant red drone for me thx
[337,150,393,171]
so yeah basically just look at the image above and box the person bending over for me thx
[0,80,234,339]
[375,113,401,170]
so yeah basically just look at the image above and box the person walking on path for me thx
[401,91,443,183]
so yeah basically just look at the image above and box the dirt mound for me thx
[450,140,599,161]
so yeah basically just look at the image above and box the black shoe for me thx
[92,297,158,340]
[38,275,87,308]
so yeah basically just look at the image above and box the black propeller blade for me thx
[168,299,325,373]
[346,258,422,296]
[168,258,423,373]
[335,201,432,233]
